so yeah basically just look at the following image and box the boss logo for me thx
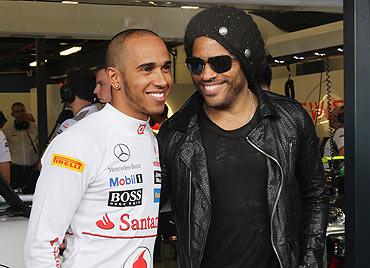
[108,189,142,207]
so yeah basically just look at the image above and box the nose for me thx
[153,69,171,88]
[201,63,217,81]
[94,85,100,95]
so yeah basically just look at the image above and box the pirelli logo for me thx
[51,154,85,172]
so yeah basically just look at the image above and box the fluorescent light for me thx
[337,48,343,52]
[314,52,326,57]
[62,1,79,4]
[29,59,47,67]
[274,59,285,64]
[148,1,157,5]
[293,56,304,60]
[60,46,82,56]
[181,6,199,9]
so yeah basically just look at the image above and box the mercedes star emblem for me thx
[114,144,130,162]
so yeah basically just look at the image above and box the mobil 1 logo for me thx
[108,188,142,207]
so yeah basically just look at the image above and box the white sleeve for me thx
[24,133,98,267]
[333,128,344,151]
[0,131,11,162]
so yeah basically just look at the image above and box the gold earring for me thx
[115,84,120,89]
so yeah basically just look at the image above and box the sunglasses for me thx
[185,55,235,75]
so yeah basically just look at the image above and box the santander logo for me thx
[124,247,151,268]
[133,251,147,268]
[96,213,115,230]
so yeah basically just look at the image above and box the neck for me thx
[70,99,92,115]
[204,88,257,131]
[111,90,149,121]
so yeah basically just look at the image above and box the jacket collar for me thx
[167,86,278,132]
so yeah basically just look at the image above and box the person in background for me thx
[25,29,172,267]
[94,65,112,105]
[257,63,272,91]
[3,102,38,189]
[324,106,344,158]
[158,6,328,268]
[57,68,98,135]
[0,111,11,183]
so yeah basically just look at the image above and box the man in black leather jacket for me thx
[158,6,328,268]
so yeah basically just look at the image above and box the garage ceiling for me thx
[0,0,343,90]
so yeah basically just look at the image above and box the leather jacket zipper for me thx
[246,136,284,268]
[188,171,193,268]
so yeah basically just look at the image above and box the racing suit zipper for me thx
[246,136,284,268]
[188,171,193,268]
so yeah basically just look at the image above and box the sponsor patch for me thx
[109,174,143,188]
[123,247,152,268]
[154,170,161,184]
[154,188,160,203]
[137,124,146,135]
[119,213,158,231]
[96,213,115,230]
[108,189,143,207]
[153,161,160,167]
[114,144,130,162]
[51,154,85,172]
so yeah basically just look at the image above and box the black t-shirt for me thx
[199,108,279,268]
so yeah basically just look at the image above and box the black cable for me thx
[325,56,335,176]
[314,71,324,128]
[284,65,295,99]
[0,264,11,268]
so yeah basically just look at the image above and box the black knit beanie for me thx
[66,68,96,102]
[184,6,266,90]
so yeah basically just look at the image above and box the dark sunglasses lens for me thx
[186,57,204,75]
[209,56,232,73]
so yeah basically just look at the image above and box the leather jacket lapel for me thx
[179,118,212,206]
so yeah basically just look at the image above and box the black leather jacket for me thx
[158,89,328,268]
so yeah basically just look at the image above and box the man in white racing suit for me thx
[24,29,172,267]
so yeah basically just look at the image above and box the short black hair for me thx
[66,68,96,102]
[106,29,159,69]
[11,102,25,110]
[95,65,107,73]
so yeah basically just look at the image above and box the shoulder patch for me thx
[51,154,85,172]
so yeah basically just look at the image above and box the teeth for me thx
[204,84,221,91]
[148,92,164,97]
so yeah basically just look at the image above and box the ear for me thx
[107,67,123,90]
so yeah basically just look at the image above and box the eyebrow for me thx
[136,60,172,70]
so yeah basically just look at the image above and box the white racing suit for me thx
[25,104,161,267]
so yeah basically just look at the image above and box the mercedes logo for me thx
[114,144,130,162]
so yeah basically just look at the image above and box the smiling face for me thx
[108,33,173,120]
[191,36,248,110]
